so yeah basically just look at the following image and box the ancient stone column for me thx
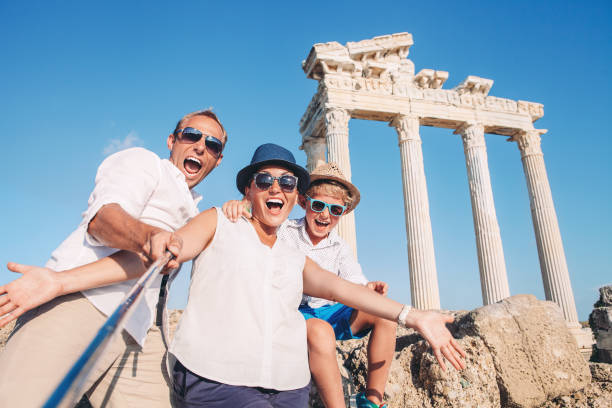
[514,129,579,325]
[456,123,510,305]
[391,114,440,310]
[324,107,358,257]
[302,138,327,172]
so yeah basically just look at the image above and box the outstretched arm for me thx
[302,257,466,371]
[0,251,143,327]
[152,207,218,268]
[0,207,219,328]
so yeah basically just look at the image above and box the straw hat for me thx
[308,162,361,213]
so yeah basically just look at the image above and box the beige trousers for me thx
[0,292,171,408]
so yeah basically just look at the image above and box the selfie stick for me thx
[42,252,174,408]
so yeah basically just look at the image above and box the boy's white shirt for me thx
[278,217,369,309]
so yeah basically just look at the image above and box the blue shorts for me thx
[299,303,371,340]
[172,359,311,408]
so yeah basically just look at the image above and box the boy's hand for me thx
[366,281,388,296]
[0,263,62,328]
[149,231,183,271]
[221,199,252,222]
[404,309,466,371]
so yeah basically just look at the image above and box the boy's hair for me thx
[305,180,356,209]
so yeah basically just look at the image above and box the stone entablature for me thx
[300,33,543,141]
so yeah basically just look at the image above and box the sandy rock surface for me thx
[1,304,610,407]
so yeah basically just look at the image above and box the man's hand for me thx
[404,309,466,371]
[0,263,63,328]
[221,199,252,222]
[148,231,184,271]
[366,281,389,296]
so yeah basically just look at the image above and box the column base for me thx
[566,323,594,360]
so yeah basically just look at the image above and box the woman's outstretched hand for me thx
[0,263,62,328]
[404,309,467,371]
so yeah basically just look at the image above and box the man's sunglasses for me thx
[252,173,298,192]
[306,196,346,217]
[174,127,223,158]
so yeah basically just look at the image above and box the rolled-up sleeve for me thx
[83,147,161,246]
[337,244,369,285]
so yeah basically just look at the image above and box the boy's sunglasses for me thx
[306,196,346,217]
[252,173,298,192]
[174,127,223,158]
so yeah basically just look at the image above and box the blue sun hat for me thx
[236,143,310,195]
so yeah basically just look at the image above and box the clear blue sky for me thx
[1,1,610,321]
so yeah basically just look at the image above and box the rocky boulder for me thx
[589,285,612,363]
[0,320,15,351]
[317,295,592,408]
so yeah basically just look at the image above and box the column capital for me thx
[390,114,420,144]
[511,128,548,158]
[455,122,485,149]
[324,107,350,134]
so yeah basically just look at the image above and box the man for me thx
[0,109,226,407]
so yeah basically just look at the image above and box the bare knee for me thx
[352,310,397,335]
[373,315,397,333]
[306,318,336,355]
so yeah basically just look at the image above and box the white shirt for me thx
[46,147,201,346]
[170,209,310,390]
[278,218,368,308]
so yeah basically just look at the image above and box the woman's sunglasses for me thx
[252,173,298,192]
[174,127,223,158]
[306,196,346,217]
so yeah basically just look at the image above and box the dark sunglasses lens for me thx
[205,137,223,156]
[311,200,326,212]
[254,174,274,190]
[279,176,297,191]
[330,205,344,216]
[180,130,202,144]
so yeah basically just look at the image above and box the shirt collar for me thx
[161,159,203,205]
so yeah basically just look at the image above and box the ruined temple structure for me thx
[298,33,592,349]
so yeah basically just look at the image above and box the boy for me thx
[223,162,397,408]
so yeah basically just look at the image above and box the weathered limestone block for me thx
[456,295,591,407]
[589,285,612,363]
[0,320,15,351]
[311,295,591,407]
[321,327,500,407]
[540,363,612,408]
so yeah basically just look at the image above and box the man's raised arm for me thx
[88,203,163,265]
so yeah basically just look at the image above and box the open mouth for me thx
[315,219,330,227]
[184,157,202,175]
[266,198,284,212]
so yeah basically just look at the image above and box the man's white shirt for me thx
[46,147,201,346]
